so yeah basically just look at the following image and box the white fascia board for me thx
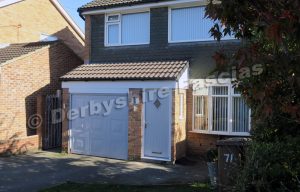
[0,0,23,8]
[62,81,177,94]
[82,0,206,15]
[176,67,189,89]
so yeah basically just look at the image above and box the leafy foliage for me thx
[235,138,300,192]
[205,0,300,191]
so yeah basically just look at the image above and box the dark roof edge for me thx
[77,0,170,15]
[60,77,178,81]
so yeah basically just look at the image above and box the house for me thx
[61,0,251,163]
[0,0,84,154]
[0,0,85,59]
[0,41,82,154]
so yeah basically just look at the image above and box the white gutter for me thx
[82,0,206,15]
[50,0,85,41]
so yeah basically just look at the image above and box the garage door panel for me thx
[70,94,128,160]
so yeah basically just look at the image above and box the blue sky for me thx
[58,0,91,32]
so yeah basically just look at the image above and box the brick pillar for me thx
[128,89,143,160]
[84,15,91,63]
[36,95,44,149]
[61,88,70,153]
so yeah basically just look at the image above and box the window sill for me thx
[189,130,251,137]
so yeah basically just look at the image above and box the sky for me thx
[58,0,91,32]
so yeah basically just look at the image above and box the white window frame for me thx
[192,81,251,136]
[104,11,150,47]
[168,6,235,43]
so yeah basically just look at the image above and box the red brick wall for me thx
[0,42,82,154]
[172,89,187,161]
[0,135,38,155]
[128,89,143,160]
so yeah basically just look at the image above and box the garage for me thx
[61,61,189,162]
[70,94,128,160]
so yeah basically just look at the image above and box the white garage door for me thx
[70,94,128,160]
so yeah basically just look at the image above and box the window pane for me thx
[212,97,228,132]
[108,15,119,22]
[212,86,228,95]
[122,12,150,44]
[171,6,215,41]
[108,24,119,44]
[232,97,250,132]
[194,95,208,131]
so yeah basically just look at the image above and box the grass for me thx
[41,182,213,192]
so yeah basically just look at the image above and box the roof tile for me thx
[0,41,58,64]
[61,61,189,81]
[78,0,173,12]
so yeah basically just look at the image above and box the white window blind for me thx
[170,6,215,42]
[170,6,234,42]
[122,12,150,45]
[106,12,150,46]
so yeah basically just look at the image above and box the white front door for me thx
[143,89,171,160]
[70,94,128,160]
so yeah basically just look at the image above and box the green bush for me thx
[234,137,300,192]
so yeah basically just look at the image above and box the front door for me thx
[143,89,171,160]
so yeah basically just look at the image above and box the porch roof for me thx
[61,60,189,81]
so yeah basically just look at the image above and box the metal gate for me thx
[43,92,62,150]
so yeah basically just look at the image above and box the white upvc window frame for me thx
[192,80,251,136]
[105,14,121,46]
[168,5,235,43]
[104,11,150,47]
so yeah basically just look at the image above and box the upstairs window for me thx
[105,12,150,46]
[169,6,232,43]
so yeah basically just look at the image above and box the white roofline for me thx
[50,0,85,41]
[81,0,206,15]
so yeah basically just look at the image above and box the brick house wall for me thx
[0,42,82,154]
[0,0,85,59]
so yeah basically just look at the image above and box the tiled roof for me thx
[78,0,172,12]
[0,41,58,65]
[61,60,189,81]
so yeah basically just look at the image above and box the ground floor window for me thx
[193,80,250,136]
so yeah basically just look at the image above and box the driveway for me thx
[0,151,208,192]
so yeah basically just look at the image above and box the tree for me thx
[205,0,300,191]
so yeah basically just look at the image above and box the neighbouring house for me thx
[0,0,84,154]
[0,41,82,154]
[0,0,85,59]
[61,0,251,163]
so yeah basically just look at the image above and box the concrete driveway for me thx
[0,151,208,192]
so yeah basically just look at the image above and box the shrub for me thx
[234,137,300,192]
